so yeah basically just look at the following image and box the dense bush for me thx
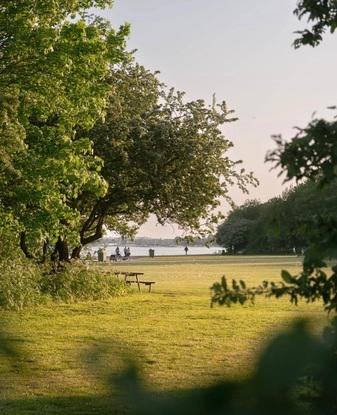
[0,259,128,310]
[0,257,42,310]
[39,263,129,302]
[0,211,20,260]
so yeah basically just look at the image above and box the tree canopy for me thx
[216,179,337,255]
[0,1,130,258]
[293,0,337,48]
[66,62,257,258]
[0,2,257,261]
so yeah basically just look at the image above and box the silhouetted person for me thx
[115,246,121,259]
[123,246,130,259]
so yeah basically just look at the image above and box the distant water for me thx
[84,244,222,257]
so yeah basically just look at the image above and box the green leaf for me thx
[281,270,295,284]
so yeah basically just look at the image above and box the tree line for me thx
[216,179,337,255]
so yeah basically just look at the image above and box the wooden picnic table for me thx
[113,271,155,292]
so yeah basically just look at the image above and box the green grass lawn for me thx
[0,255,329,414]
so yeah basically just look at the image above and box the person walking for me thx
[184,246,189,255]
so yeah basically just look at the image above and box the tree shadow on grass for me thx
[0,320,336,415]
[0,327,135,415]
[0,395,123,415]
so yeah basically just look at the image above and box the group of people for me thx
[110,246,131,262]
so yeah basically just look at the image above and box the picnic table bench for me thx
[113,271,156,292]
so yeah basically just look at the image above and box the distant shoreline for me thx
[83,245,223,258]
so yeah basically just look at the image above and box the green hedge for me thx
[40,264,128,302]
[0,258,42,310]
[0,259,128,310]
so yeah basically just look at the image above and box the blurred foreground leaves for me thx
[112,320,337,414]
[1,319,336,414]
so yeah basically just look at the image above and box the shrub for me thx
[0,257,42,310]
[0,259,128,310]
[0,211,21,260]
[39,263,129,302]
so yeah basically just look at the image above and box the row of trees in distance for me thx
[216,179,337,254]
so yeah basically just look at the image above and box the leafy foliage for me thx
[0,259,128,310]
[216,200,263,253]
[211,266,337,312]
[267,117,337,186]
[216,217,256,253]
[294,0,337,48]
[0,209,20,259]
[211,6,337,412]
[0,0,129,256]
[69,62,257,256]
[213,0,337,314]
[111,320,337,414]
[0,257,42,310]
[40,263,128,302]
[0,1,257,260]
[213,132,337,310]
[216,179,337,255]
[248,115,337,312]
[0,2,336,413]
[211,276,253,306]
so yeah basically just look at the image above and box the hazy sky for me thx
[95,1,337,238]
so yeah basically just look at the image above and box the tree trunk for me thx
[53,237,70,262]
[79,215,104,248]
[19,232,34,259]
[40,239,49,263]
[71,246,82,259]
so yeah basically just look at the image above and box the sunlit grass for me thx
[0,255,328,414]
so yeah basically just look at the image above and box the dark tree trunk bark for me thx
[79,215,105,246]
[19,232,34,259]
[71,246,82,259]
[53,237,70,262]
[40,239,49,263]
[70,218,103,259]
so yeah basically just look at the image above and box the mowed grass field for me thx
[0,255,329,414]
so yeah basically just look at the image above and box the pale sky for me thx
[95,1,337,238]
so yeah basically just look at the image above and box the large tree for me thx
[67,62,257,258]
[0,4,257,261]
[216,200,260,253]
[0,1,129,259]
